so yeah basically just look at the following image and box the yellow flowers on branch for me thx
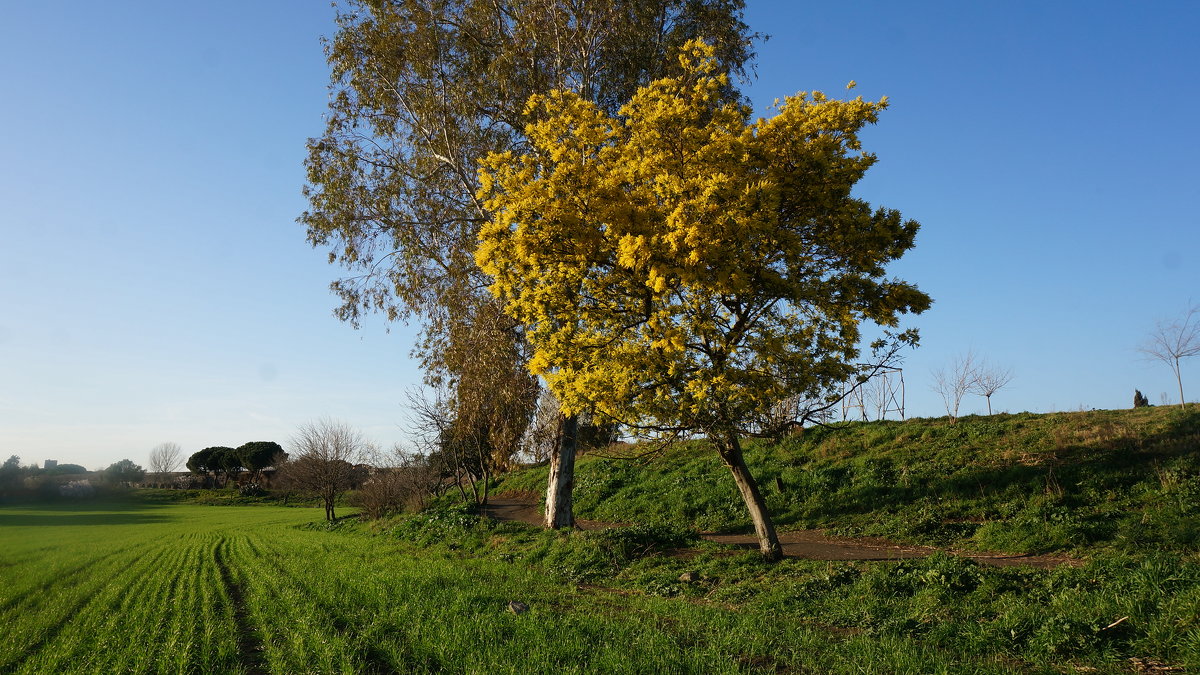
[477,41,931,559]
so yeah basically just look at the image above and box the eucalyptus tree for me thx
[301,0,756,526]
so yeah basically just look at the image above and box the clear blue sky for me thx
[1,1,1197,470]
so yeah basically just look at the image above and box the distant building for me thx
[44,459,57,470]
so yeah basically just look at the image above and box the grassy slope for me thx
[496,406,1200,554]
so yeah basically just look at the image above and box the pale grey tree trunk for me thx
[544,414,578,529]
[717,431,782,561]
[1176,356,1186,409]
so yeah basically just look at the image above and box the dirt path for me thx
[481,497,614,531]
[480,496,1079,569]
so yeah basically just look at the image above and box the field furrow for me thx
[14,540,176,673]
[0,541,155,670]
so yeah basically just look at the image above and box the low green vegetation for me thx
[0,501,1102,674]
[3,407,1196,672]
[498,406,1200,554]
[386,506,1200,671]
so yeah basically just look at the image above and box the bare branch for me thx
[147,442,183,481]
[970,360,1014,416]
[931,351,979,423]
[1139,302,1200,408]
[279,419,368,521]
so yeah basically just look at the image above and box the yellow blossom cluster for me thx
[476,41,929,431]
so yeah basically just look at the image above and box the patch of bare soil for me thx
[482,496,1081,569]
[480,497,616,531]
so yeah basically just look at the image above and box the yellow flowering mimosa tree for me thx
[477,42,931,559]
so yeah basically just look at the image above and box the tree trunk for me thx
[716,431,781,561]
[454,468,469,501]
[468,470,480,504]
[985,395,993,416]
[544,414,578,529]
[1176,357,1186,409]
[482,464,491,506]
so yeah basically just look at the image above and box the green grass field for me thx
[3,498,1198,673]
[3,407,1198,673]
[0,501,1025,674]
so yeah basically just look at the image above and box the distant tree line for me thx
[184,442,285,488]
[0,455,145,502]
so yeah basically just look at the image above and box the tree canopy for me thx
[302,0,757,527]
[477,42,930,558]
[236,441,284,480]
[302,0,755,352]
[187,446,238,484]
[103,459,145,485]
[186,448,217,477]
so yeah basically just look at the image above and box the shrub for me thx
[1134,389,1151,408]
[238,483,266,497]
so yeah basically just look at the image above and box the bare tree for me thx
[931,352,979,423]
[971,362,1014,415]
[406,386,479,504]
[1140,303,1200,409]
[354,444,442,519]
[280,419,367,521]
[148,442,183,483]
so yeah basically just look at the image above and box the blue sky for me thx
[1,1,1197,470]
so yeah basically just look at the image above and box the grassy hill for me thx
[496,406,1200,555]
[373,406,1200,671]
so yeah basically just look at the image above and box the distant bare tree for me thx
[148,442,183,483]
[354,444,442,519]
[1140,303,1200,409]
[280,419,367,521]
[406,387,477,504]
[931,352,979,423]
[971,362,1014,415]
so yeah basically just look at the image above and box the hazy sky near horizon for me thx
[2,1,1197,470]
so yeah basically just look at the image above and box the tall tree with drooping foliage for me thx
[301,0,757,526]
[477,42,931,559]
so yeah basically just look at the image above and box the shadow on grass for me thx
[795,408,1200,515]
[0,499,173,527]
